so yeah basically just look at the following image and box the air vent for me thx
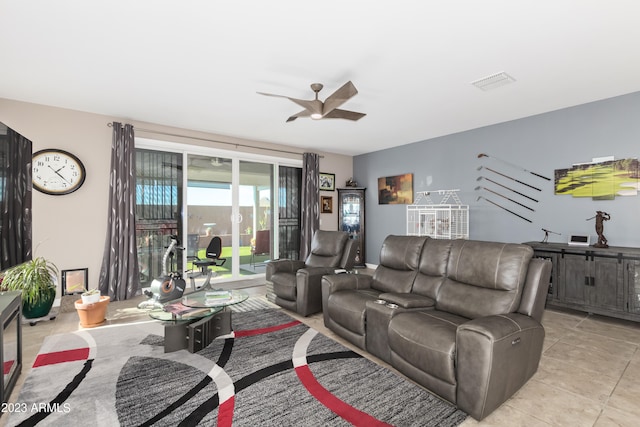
[471,72,516,91]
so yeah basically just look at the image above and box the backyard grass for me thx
[187,246,269,276]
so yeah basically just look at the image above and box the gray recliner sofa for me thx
[321,235,551,420]
[267,230,357,316]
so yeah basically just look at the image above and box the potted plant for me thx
[74,289,110,328]
[81,288,101,304]
[0,257,58,319]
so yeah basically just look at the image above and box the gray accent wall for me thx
[354,91,640,265]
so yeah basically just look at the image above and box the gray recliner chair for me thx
[266,230,357,316]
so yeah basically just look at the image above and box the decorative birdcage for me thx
[407,189,469,239]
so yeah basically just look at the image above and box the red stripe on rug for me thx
[33,348,90,368]
[295,365,392,427]
[235,320,301,337]
[3,360,14,375]
[218,395,235,427]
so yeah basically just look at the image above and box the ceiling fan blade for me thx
[322,81,358,115]
[322,108,366,121]
[257,91,321,116]
[286,110,311,122]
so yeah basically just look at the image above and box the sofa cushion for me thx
[412,238,454,299]
[437,240,533,319]
[388,310,468,386]
[372,235,427,293]
[326,289,381,335]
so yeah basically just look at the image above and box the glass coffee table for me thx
[180,289,249,309]
[149,289,248,353]
[148,305,222,322]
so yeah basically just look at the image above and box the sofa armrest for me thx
[296,267,338,316]
[456,313,545,421]
[518,258,552,322]
[265,259,306,281]
[379,292,435,309]
[321,273,373,294]
[321,274,373,326]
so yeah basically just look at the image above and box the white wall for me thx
[318,153,353,231]
[0,98,352,294]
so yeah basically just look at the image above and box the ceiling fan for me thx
[257,81,366,122]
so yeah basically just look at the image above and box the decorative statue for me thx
[586,211,611,248]
[540,228,560,243]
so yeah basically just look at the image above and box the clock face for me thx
[32,149,86,195]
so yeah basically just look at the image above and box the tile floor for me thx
[4,280,640,427]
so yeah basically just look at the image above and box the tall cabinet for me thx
[338,188,366,268]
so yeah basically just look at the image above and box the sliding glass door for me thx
[136,141,299,286]
[135,149,183,287]
[239,160,274,274]
[278,165,302,260]
[185,154,233,284]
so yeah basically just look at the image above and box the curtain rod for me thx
[107,123,322,158]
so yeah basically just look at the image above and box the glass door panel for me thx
[239,160,274,275]
[135,149,183,287]
[186,154,233,284]
[278,166,301,260]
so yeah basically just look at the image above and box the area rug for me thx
[7,309,467,426]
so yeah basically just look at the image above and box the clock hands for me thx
[47,165,72,185]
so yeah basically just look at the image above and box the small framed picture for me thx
[319,173,336,191]
[321,196,333,213]
[61,268,88,295]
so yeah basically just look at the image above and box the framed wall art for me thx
[321,196,333,213]
[319,173,336,191]
[378,173,414,204]
[61,268,88,295]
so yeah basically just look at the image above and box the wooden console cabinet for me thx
[525,242,640,322]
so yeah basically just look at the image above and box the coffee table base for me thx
[163,309,232,353]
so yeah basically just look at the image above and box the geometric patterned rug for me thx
[7,308,467,426]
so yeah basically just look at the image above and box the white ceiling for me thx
[2,1,640,156]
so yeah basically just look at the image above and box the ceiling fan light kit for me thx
[258,80,366,122]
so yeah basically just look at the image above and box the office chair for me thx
[189,236,227,290]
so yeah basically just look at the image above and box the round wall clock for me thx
[32,149,86,195]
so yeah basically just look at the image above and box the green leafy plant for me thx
[82,288,100,297]
[0,257,58,306]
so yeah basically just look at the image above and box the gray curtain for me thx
[99,122,139,300]
[0,128,32,269]
[299,152,319,260]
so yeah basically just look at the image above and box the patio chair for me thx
[251,229,270,266]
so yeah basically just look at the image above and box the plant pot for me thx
[74,296,110,328]
[81,293,101,304]
[22,287,56,319]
